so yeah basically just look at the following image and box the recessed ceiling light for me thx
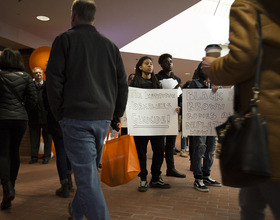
[36,16,50,21]
[185,73,190,75]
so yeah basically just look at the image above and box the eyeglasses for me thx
[164,60,173,64]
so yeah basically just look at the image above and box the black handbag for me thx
[215,10,272,188]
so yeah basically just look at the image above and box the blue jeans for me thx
[181,136,188,151]
[239,181,280,220]
[192,136,216,179]
[60,118,111,220]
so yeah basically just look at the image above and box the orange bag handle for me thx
[106,123,121,141]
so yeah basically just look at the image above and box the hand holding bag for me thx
[100,125,140,187]
[215,10,272,188]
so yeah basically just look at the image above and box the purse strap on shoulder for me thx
[251,10,262,104]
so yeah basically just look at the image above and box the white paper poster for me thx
[126,87,178,136]
[159,78,182,97]
[182,88,234,136]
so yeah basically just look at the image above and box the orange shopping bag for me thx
[101,126,140,187]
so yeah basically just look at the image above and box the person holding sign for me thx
[155,53,186,178]
[130,56,180,192]
[189,44,222,192]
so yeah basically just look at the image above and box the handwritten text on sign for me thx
[126,87,178,136]
[182,88,234,136]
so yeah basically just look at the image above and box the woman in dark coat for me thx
[0,48,37,210]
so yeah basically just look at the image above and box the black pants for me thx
[29,124,52,160]
[52,135,72,183]
[165,135,177,169]
[0,120,27,184]
[134,135,165,180]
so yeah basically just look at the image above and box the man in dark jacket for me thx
[28,67,52,164]
[46,1,128,219]
[155,53,186,178]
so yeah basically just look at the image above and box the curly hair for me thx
[158,53,172,65]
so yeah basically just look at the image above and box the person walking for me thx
[202,0,280,218]
[0,48,37,210]
[46,0,128,219]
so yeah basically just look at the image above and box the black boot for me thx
[56,181,69,198]
[1,181,15,210]
[68,174,73,190]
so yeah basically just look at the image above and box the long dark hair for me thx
[133,56,160,88]
[0,48,25,71]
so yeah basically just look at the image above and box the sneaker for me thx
[180,151,188,158]
[194,179,209,192]
[202,176,222,187]
[150,176,171,188]
[138,180,148,192]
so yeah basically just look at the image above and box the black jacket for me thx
[42,85,62,136]
[28,81,48,125]
[155,70,181,84]
[0,69,37,120]
[46,24,128,121]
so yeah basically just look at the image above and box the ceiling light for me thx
[36,16,50,21]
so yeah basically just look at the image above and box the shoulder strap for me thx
[252,10,262,100]
[0,75,25,106]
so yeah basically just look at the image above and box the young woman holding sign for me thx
[130,56,180,192]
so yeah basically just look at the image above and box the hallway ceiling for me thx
[0,0,231,83]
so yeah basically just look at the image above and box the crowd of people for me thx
[0,0,280,219]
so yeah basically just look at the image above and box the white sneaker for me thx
[194,179,209,192]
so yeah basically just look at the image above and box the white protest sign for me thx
[182,88,234,136]
[126,87,178,136]
[160,78,182,97]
